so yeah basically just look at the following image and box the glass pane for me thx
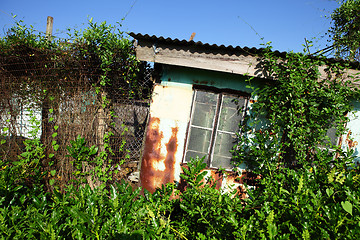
[222,95,245,109]
[187,127,212,153]
[192,102,216,128]
[320,122,339,148]
[213,132,237,158]
[326,127,338,146]
[184,150,208,163]
[211,156,232,169]
[218,95,246,132]
[195,91,218,105]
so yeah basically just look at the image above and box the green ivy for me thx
[231,43,360,239]
[234,43,359,173]
[329,0,360,61]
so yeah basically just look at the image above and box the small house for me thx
[130,33,360,194]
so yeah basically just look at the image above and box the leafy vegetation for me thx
[2,152,360,239]
[1,15,360,239]
[234,44,357,172]
[329,0,360,61]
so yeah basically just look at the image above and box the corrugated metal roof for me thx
[129,32,286,57]
[129,32,360,69]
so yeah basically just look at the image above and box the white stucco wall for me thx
[146,82,193,184]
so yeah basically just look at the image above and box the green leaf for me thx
[49,153,54,158]
[50,170,56,176]
[53,144,59,151]
[49,179,55,185]
[341,201,353,216]
[326,188,334,197]
[0,139,5,145]
[54,125,59,131]
[20,152,28,157]
[52,132,58,138]
[19,194,26,205]
[302,229,310,240]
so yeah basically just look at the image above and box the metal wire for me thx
[0,49,153,185]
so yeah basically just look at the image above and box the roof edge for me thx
[129,32,360,70]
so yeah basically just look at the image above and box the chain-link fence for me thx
[0,45,153,187]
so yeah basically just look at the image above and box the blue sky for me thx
[0,0,340,54]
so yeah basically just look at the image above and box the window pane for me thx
[218,95,246,132]
[211,155,232,169]
[191,91,218,128]
[213,132,237,158]
[192,102,216,128]
[320,122,339,148]
[187,127,212,153]
[185,150,208,163]
[326,127,338,146]
[184,90,247,170]
[195,91,218,105]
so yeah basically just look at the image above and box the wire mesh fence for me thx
[0,45,153,187]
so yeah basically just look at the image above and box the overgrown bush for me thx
[1,148,360,239]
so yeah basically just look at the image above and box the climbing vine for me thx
[229,44,360,239]
[0,19,152,189]
[329,0,360,61]
[234,44,360,173]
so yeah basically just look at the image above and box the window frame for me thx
[183,86,249,169]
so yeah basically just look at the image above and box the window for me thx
[184,89,249,169]
[318,122,343,153]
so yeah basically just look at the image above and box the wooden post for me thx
[46,16,53,41]
[189,32,196,41]
[41,16,54,173]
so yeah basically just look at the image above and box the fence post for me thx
[46,16,53,41]
[41,16,54,173]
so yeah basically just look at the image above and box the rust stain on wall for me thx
[140,116,179,193]
[346,131,358,149]
[235,171,259,185]
[163,127,179,184]
[141,117,258,197]
[140,116,163,192]
[177,166,258,198]
[224,171,259,198]
[177,166,223,192]
[209,170,223,189]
